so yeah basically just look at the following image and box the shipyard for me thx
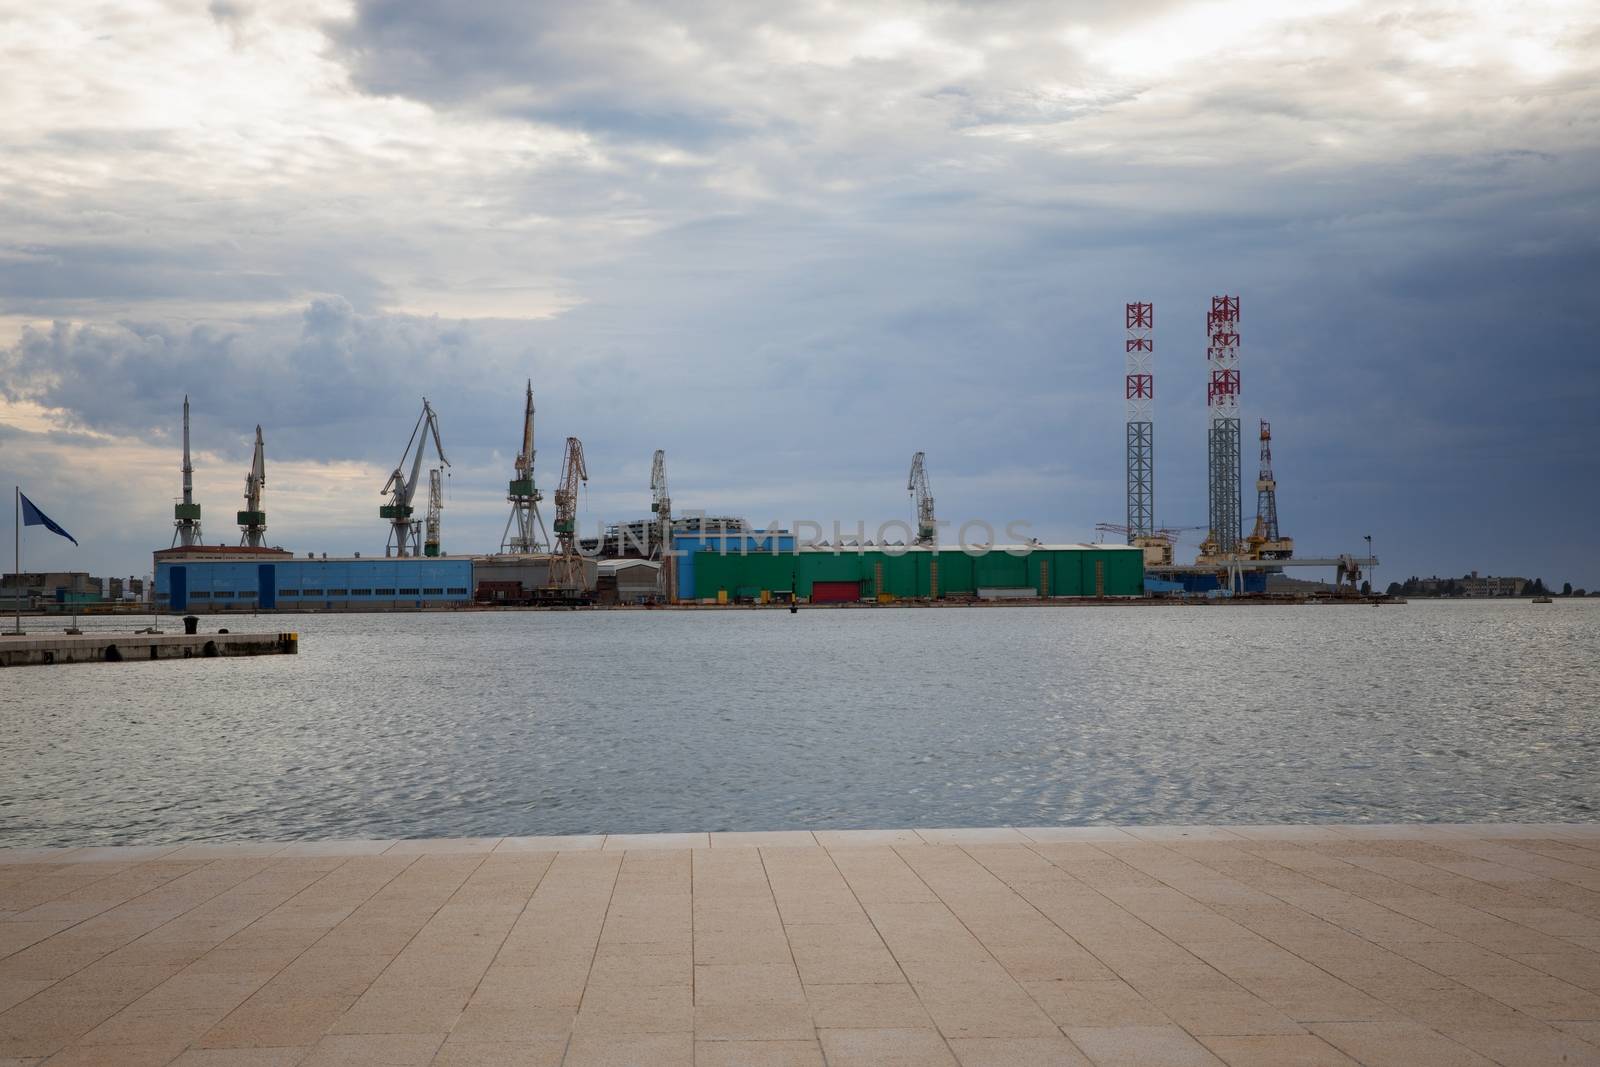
[76,297,1390,620]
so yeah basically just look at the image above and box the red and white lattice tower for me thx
[1125,302,1154,541]
[1205,295,1241,555]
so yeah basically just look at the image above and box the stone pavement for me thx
[2,825,1599,1066]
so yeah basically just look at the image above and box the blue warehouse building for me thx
[154,547,472,612]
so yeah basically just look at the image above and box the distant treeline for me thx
[1385,577,1587,598]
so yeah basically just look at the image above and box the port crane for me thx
[424,467,444,557]
[501,380,550,553]
[650,449,671,556]
[908,452,936,546]
[549,436,588,591]
[238,425,267,547]
[380,398,448,558]
[172,395,203,548]
[651,449,673,602]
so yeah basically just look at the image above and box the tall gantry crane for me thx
[380,398,449,558]
[172,395,203,548]
[650,449,673,602]
[424,467,444,557]
[549,436,588,590]
[238,425,267,547]
[501,380,550,554]
[907,451,936,546]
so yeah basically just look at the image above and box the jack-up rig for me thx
[172,395,203,548]
[380,398,449,558]
[238,425,267,547]
[1198,295,1242,561]
[1124,301,1154,545]
[549,436,588,591]
[1109,295,1380,596]
[501,380,550,554]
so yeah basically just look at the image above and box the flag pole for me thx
[12,486,20,636]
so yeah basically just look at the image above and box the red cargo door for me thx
[811,580,861,604]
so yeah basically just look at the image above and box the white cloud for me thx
[1,1,1598,582]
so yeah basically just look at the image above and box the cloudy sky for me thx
[2,0,1597,587]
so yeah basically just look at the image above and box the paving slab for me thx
[0,825,1596,1064]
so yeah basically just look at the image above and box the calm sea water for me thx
[3,600,1597,846]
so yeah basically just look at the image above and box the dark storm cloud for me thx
[0,298,508,462]
[0,242,296,304]
[332,1,750,141]
[0,227,393,319]
[328,0,1158,146]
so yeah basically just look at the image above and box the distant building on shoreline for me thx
[1,571,103,609]
[1407,571,1526,597]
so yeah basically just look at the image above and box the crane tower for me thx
[501,380,550,553]
[237,425,267,547]
[424,468,444,557]
[907,452,936,546]
[549,437,588,591]
[650,449,671,554]
[380,399,449,558]
[651,449,673,601]
[1125,302,1154,541]
[172,395,203,548]
[1245,419,1294,560]
[1201,296,1242,558]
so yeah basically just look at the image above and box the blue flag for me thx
[20,492,79,547]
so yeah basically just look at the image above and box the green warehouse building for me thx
[687,544,1143,603]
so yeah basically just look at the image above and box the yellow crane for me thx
[237,425,266,547]
[549,437,588,592]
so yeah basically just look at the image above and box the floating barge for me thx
[0,630,298,667]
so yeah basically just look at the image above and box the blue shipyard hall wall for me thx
[156,558,473,611]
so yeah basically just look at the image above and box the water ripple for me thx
[2,600,1597,845]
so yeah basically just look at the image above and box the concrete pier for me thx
[1,824,1597,1064]
[0,630,297,667]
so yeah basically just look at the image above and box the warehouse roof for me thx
[153,546,294,560]
[598,559,662,574]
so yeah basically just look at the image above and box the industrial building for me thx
[154,547,472,613]
[1,572,105,610]
[152,542,1142,612]
[681,543,1144,603]
[471,554,599,604]
[597,559,663,605]
[672,527,794,601]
